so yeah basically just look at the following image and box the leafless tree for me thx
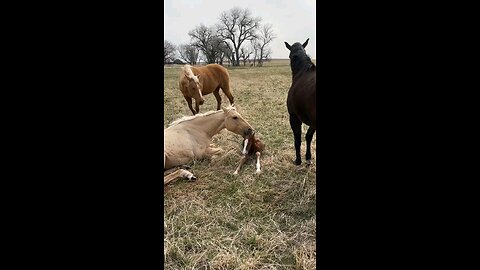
[164,40,176,65]
[262,48,272,63]
[188,24,227,64]
[250,39,261,67]
[256,24,276,67]
[178,44,199,65]
[239,47,252,66]
[216,7,261,66]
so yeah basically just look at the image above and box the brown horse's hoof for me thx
[295,159,302,165]
[306,160,312,166]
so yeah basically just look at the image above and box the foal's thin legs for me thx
[289,114,302,165]
[255,152,261,174]
[305,126,316,166]
[233,156,248,175]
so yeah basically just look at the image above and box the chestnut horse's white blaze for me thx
[164,105,253,185]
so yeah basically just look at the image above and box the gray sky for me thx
[164,0,316,60]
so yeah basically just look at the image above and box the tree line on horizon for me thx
[164,7,276,67]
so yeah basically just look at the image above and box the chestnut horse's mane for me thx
[182,65,199,84]
[168,105,236,127]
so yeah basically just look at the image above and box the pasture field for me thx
[164,59,317,269]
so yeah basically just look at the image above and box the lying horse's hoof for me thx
[189,176,197,181]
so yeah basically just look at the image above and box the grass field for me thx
[164,59,317,269]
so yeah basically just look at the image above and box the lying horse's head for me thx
[222,105,254,138]
[183,65,205,105]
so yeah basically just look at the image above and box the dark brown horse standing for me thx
[284,38,316,165]
[179,64,235,115]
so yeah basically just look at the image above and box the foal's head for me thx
[222,106,254,138]
[182,65,205,105]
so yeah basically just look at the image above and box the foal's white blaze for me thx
[242,139,248,155]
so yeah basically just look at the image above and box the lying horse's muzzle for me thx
[243,128,254,138]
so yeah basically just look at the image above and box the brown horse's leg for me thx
[221,85,234,105]
[185,97,196,115]
[289,114,302,165]
[233,155,248,175]
[213,89,222,110]
[164,169,196,186]
[305,126,316,166]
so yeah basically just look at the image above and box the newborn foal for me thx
[233,132,265,175]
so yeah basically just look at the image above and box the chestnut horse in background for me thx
[179,64,235,115]
[284,38,316,165]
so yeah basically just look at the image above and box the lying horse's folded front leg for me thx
[205,147,223,158]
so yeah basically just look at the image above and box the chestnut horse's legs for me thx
[305,126,316,166]
[221,85,235,105]
[289,114,302,165]
[195,99,200,114]
[164,169,196,186]
[184,97,196,115]
[213,89,222,110]
[233,155,248,175]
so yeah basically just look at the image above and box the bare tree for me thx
[178,44,199,65]
[188,24,226,64]
[262,48,272,63]
[217,7,261,66]
[239,47,252,66]
[256,24,276,67]
[250,39,261,67]
[164,40,176,65]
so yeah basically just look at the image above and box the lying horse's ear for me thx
[302,38,309,48]
[222,106,228,113]
[284,41,292,51]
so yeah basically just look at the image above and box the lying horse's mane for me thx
[182,65,199,84]
[168,105,236,127]
[290,46,315,77]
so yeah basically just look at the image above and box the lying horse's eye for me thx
[233,116,238,120]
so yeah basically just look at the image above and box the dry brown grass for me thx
[164,59,316,269]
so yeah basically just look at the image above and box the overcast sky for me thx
[164,0,316,60]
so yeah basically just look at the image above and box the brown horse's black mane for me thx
[289,44,315,77]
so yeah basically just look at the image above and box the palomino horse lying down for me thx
[164,105,253,185]
[179,64,234,115]
[233,132,265,175]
